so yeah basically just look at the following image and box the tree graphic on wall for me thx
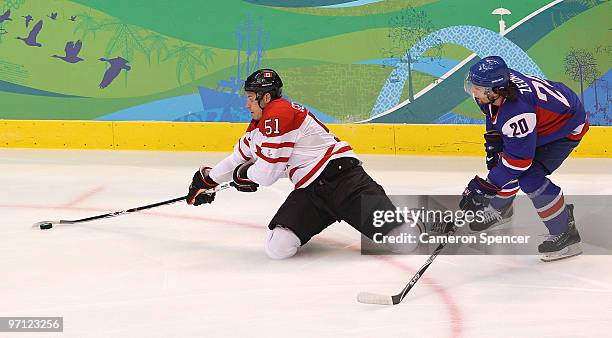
[145,33,169,64]
[98,20,150,64]
[164,42,215,85]
[564,48,599,104]
[383,6,441,102]
[93,19,152,87]
[74,12,102,41]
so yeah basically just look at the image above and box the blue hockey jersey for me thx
[477,70,589,188]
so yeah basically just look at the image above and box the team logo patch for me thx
[263,71,273,78]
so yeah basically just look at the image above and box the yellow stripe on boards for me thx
[111,122,246,151]
[328,124,395,154]
[0,120,114,149]
[0,120,609,157]
[393,124,483,156]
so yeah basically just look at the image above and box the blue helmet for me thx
[466,56,510,89]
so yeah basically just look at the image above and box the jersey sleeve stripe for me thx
[501,154,532,171]
[261,142,296,149]
[255,145,290,163]
[567,121,589,141]
[243,137,250,147]
[237,143,250,161]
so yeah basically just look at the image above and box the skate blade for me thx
[540,243,583,262]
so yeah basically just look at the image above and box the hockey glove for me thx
[231,161,259,192]
[484,131,503,170]
[459,175,500,212]
[187,166,218,206]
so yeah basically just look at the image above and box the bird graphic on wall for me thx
[52,40,84,63]
[48,12,58,20]
[98,57,131,89]
[16,20,43,47]
[22,15,33,27]
[69,15,77,22]
[0,9,12,23]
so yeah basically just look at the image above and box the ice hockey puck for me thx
[39,223,53,230]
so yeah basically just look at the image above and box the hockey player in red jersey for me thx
[186,69,425,259]
[461,56,587,261]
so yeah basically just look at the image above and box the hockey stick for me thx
[33,181,232,230]
[357,225,458,305]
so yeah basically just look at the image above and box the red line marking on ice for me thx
[5,203,463,337]
[62,186,105,208]
[377,255,464,338]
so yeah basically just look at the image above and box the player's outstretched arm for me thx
[186,133,253,205]
[208,134,254,183]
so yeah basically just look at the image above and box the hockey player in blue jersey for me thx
[460,56,588,261]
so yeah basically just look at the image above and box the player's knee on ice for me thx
[265,226,301,260]
[384,223,421,254]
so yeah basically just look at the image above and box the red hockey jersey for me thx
[209,98,358,189]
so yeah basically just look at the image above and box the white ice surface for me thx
[1,149,611,338]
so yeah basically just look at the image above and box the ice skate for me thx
[539,204,582,262]
[469,203,513,233]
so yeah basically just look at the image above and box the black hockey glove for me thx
[459,175,500,212]
[484,131,503,170]
[231,161,259,192]
[187,166,218,206]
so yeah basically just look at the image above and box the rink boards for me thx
[0,120,610,157]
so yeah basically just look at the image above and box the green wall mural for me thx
[0,0,609,125]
